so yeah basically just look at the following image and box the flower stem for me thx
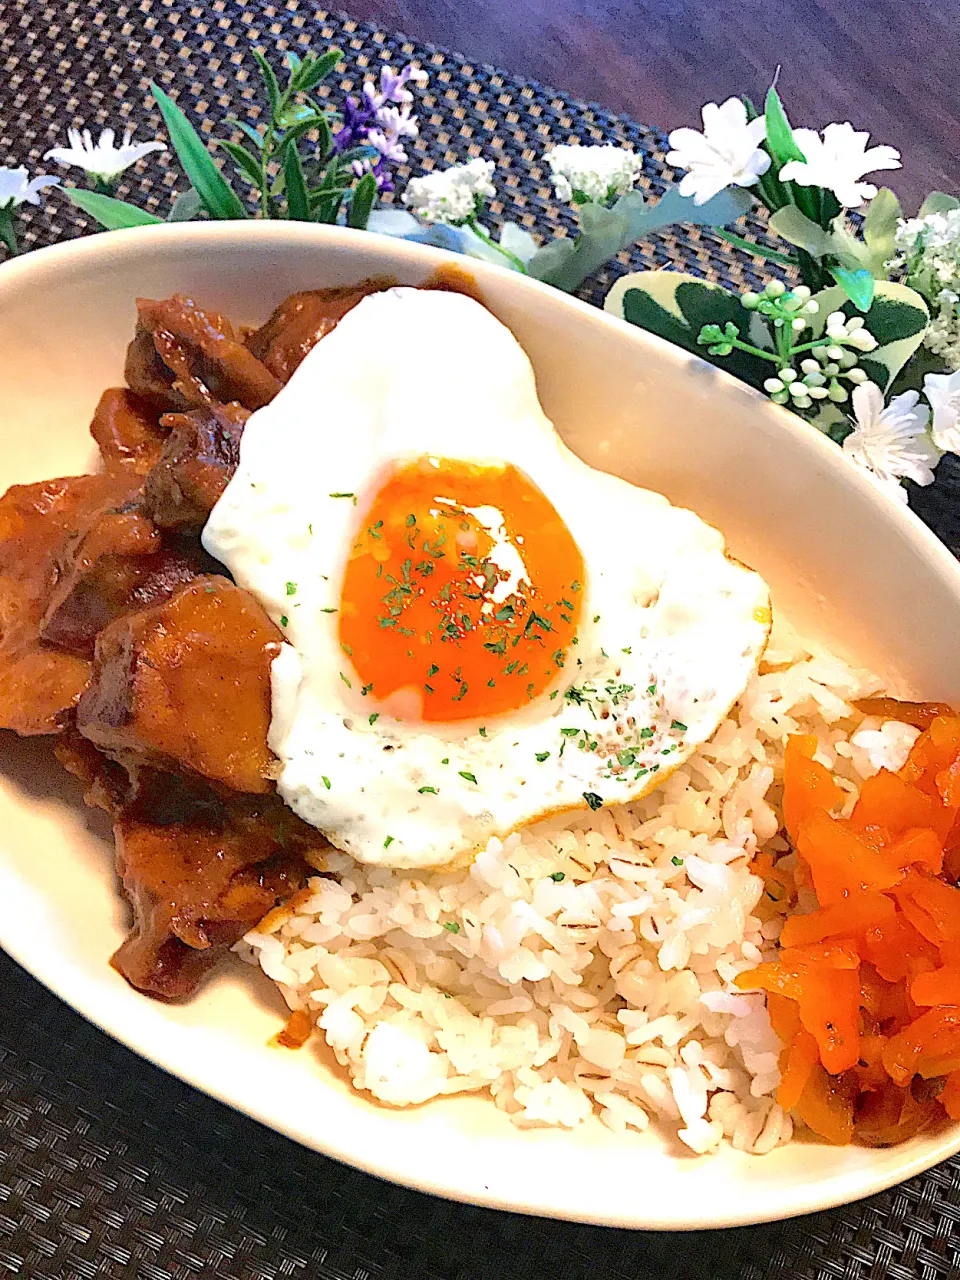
[0,210,19,256]
[723,334,781,363]
[467,218,528,273]
[712,227,796,268]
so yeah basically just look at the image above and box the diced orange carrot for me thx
[797,810,904,905]
[853,1032,889,1092]
[766,991,800,1045]
[854,1084,941,1146]
[882,1005,960,1084]
[892,870,960,945]
[890,827,944,876]
[780,891,895,948]
[783,734,843,844]
[911,966,960,1006]
[798,965,861,1074]
[853,697,955,730]
[777,1028,820,1111]
[738,943,860,1074]
[795,1064,856,1144]
[902,716,960,793]
[862,909,939,983]
[941,1071,960,1120]
[851,769,953,841]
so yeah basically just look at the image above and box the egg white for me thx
[203,288,770,869]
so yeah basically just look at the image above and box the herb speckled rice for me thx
[239,618,920,1154]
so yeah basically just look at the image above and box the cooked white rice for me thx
[239,617,920,1154]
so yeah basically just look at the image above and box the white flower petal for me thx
[543,144,642,205]
[665,96,770,205]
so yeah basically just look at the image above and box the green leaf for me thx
[346,171,377,230]
[225,117,267,151]
[762,84,820,223]
[918,191,960,218]
[151,82,248,220]
[213,138,264,188]
[251,48,281,115]
[283,143,310,220]
[631,184,753,236]
[829,266,875,312]
[764,85,806,166]
[860,187,902,277]
[291,47,341,93]
[166,187,203,222]
[768,205,835,256]
[527,184,752,293]
[806,281,929,390]
[605,270,775,391]
[278,113,333,157]
[60,187,164,229]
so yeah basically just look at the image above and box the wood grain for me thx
[343,0,960,210]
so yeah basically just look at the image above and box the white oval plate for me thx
[2,224,960,1230]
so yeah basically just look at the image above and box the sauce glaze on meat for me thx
[0,283,388,1000]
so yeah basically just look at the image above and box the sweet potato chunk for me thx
[57,735,314,1000]
[244,281,390,382]
[126,295,280,412]
[144,401,249,529]
[77,575,282,792]
[90,388,168,474]
[0,473,143,733]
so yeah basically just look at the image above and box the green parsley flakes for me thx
[330,492,357,504]
[321,775,331,790]
[549,871,565,882]
[285,582,297,596]
[368,713,379,725]
[671,720,688,732]
[280,615,289,627]
[535,751,550,762]
[383,835,395,849]
[443,921,460,934]
[671,856,684,866]
[458,771,478,784]
[418,786,438,795]
[339,672,352,688]
[582,791,603,811]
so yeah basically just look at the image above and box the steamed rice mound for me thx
[241,619,919,1154]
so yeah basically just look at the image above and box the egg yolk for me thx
[338,458,585,722]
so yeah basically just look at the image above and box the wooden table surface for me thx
[346,0,959,212]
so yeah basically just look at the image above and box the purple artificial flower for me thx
[334,63,426,191]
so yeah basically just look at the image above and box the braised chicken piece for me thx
[57,733,315,1001]
[126,294,281,413]
[144,401,249,529]
[0,471,150,733]
[77,575,281,793]
[89,388,169,475]
[39,497,213,658]
[244,281,390,382]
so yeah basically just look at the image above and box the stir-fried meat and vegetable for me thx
[0,282,389,999]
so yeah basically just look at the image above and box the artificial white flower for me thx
[544,143,643,205]
[44,126,166,182]
[895,209,960,370]
[778,123,900,209]
[402,158,496,225]
[0,165,60,209]
[923,368,960,453]
[842,382,939,502]
[666,98,769,206]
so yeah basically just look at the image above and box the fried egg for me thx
[203,288,770,869]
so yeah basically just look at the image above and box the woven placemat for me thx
[3,5,960,1279]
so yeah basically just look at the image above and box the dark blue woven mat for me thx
[3,5,960,1278]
